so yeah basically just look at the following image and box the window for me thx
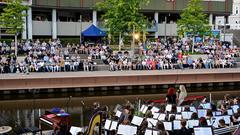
[236,7,239,14]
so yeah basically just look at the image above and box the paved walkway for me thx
[1,68,240,80]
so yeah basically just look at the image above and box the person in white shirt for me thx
[178,85,187,106]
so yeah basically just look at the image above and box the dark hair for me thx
[181,120,187,127]
[206,109,213,117]
[191,112,198,120]
[199,117,208,126]
[218,119,225,127]
[156,121,165,131]
[184,106,190,111]
[169,115,176,122]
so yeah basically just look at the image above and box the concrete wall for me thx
[32,21,52,36]
[158,23,177,36]
[32,21,92,36]
[32,21,177,36]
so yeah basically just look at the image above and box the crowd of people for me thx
[108,38,239,71]
[89,85,240,135]
[0,38,239,73]
[0,39,113,73]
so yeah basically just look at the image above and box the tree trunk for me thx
[119,33,121,51]
[192,36,195,53]
[131,26,135,58]
[15,34,18,56]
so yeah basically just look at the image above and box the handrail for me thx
[214,125,239,135]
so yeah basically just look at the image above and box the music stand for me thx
[131,116,144,126]
[194,126,213,135]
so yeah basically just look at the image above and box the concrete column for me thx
[22,11,27,39]
[27,7,32,39]
[52,9,57,39]
[154,12,159,38]
[209,14,213,30]
[92,10,97,26]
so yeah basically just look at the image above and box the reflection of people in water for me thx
[166,87,177,104]
[178,85,188,106]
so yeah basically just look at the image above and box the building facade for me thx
[228,0,240,29]
[0,0,233,39]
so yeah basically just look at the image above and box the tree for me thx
[0,0,28,56]
[96,0,150,51]
[177,0,211,52]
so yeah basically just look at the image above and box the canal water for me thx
[0,85,240,132]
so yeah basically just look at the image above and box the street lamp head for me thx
[134,33,140,40]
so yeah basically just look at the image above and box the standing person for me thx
[166,87,177,104]
[178,85,187,106]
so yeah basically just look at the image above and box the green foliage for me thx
[96,0,150,38]
[0,0,28,35]
[177,0,211,38]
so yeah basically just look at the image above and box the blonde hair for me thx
[179,85,187,93]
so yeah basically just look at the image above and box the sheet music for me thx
[70,126,84,135]
[194,127,213,135]
[181,111,193,120]
[227,109,233,115]
[110,121,118,130]
[187,120,199,128]
[175,114,182,120]
[177,107,183,113]
[231,105,239,113]
[147,118,158,128]
[166,104,172,112]
[131,116,144,126]
[153,113,160,119]
[140,105,146,112]
[115,110,122,118]
[190,106,197,112]
[212,116,222,128]
[222,115,231,124]
[163,122,172,131]
[151,106,160,114]
[197,109,207,118]
[207,120,211,126]
[117,125,137,135]
[145,129,159,135]
[213,111,222,116]
[173,120,181,130]
[201,103,211,109]
[158,113,166,121]
[143,106,148,114]
[104,119,111,130]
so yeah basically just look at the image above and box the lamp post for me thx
[164,16,167,41]
[80,15,82,45]
[223,16,226,42]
